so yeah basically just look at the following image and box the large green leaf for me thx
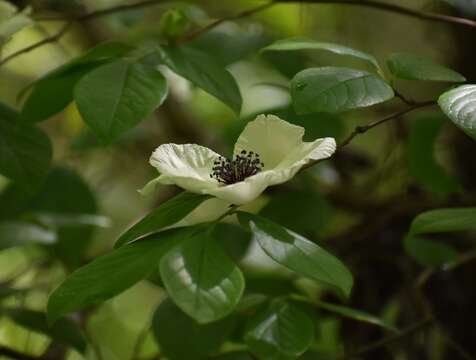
[387,53,465,82]
[262,37,381,72]
[438,84,476,141]
[245,299,314,360]
[409,208,476,235]
[0,103,52,192]
[3,308,87,353]
[0,221,56,250]
[404,235,458,267]
[314,301,396,331]
[74,59,168,143]
[238,212,353,298]
[47,227,193,324]
[158,45,242,113]
[115,192,211,248]
[21,42,133,123]
[152,299,235,360]
[159,228,245,323]
[406,113,460,193]
[291,67,394,114]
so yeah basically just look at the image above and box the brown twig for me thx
[339,101,436,148]
[176,2,274,44]
[339,317,433,359]
[273,0,476,29]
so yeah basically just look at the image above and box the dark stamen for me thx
[210,150,264,185]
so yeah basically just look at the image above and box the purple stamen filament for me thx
[210,150,264,185]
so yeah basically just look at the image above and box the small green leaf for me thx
[262,37,381,72]
[404,235,458,267]
[74,59,168,143]
[158,45,242,113]
[0,103,52,192]
[409,208,476,235]
[387,53,465,82]
[0,221,56,250]
[115,192,211,248]
[291,67,394,114]
[315,301,396,331]
[159,8,191,39]
[438,84,476,141]
[0,2,32,45]
[238,212,353,298]
[159,228,245,323]
[3,308,87,353]
[152,299,235,360]
[406,113,460,193]
[21,42,133,122]
[47,227,192,324]
[245,299,314,360]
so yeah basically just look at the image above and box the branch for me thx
[0,1,273,68]
[273,0,476,29]
[339,318,433,359]
[339,101,436,148]
[176,2,274,44]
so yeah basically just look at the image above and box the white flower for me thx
[143,114,336,205]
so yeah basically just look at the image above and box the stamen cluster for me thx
[210,150,264,185]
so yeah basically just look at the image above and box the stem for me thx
[339,317,433,359]
[273,0,476,29]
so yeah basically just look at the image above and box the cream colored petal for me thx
[149,143,220,193]
[233,114,305,169]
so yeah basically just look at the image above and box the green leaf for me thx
[152,298,235,360]
[158,45,242,113]
[29,167,97,268]
[0,2,32,45]
[409,207,476,235]
[212,352,253,360]
[214,223,252,261]
[238,212,353,298]
[406,113,460,193]
[291,67,394,114]
[0,103,52,192]
[404,235,458,267]
[438,84,476,141]
[0,221,56,250]
[47,227,192,324]
[115,192,211,248]
[245,299,314,360]
[262,37,381,72]
[159,228,245,323]
[314,301,396,331]
[3,308,87,353]
[21,42,133,122]
[74,59,168,143]
[387,53,465,82]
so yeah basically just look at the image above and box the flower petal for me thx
[149,143,220,193]
[234,114,305,169]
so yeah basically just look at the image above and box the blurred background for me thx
[1,0,476,359]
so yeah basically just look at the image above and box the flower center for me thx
[210,150,264,185]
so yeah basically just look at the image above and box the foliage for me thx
[1,0,476,359]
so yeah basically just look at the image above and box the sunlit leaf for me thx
[438,84,476,141]
[159,227,245,323]
[116,192,211,248]
[238,212,353,298]
[158,45,242,113]
[387,53,465,82]
[262,37,381,72]
[47,227,193,324]
[291,67,393,114]
[74,59,168,143]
